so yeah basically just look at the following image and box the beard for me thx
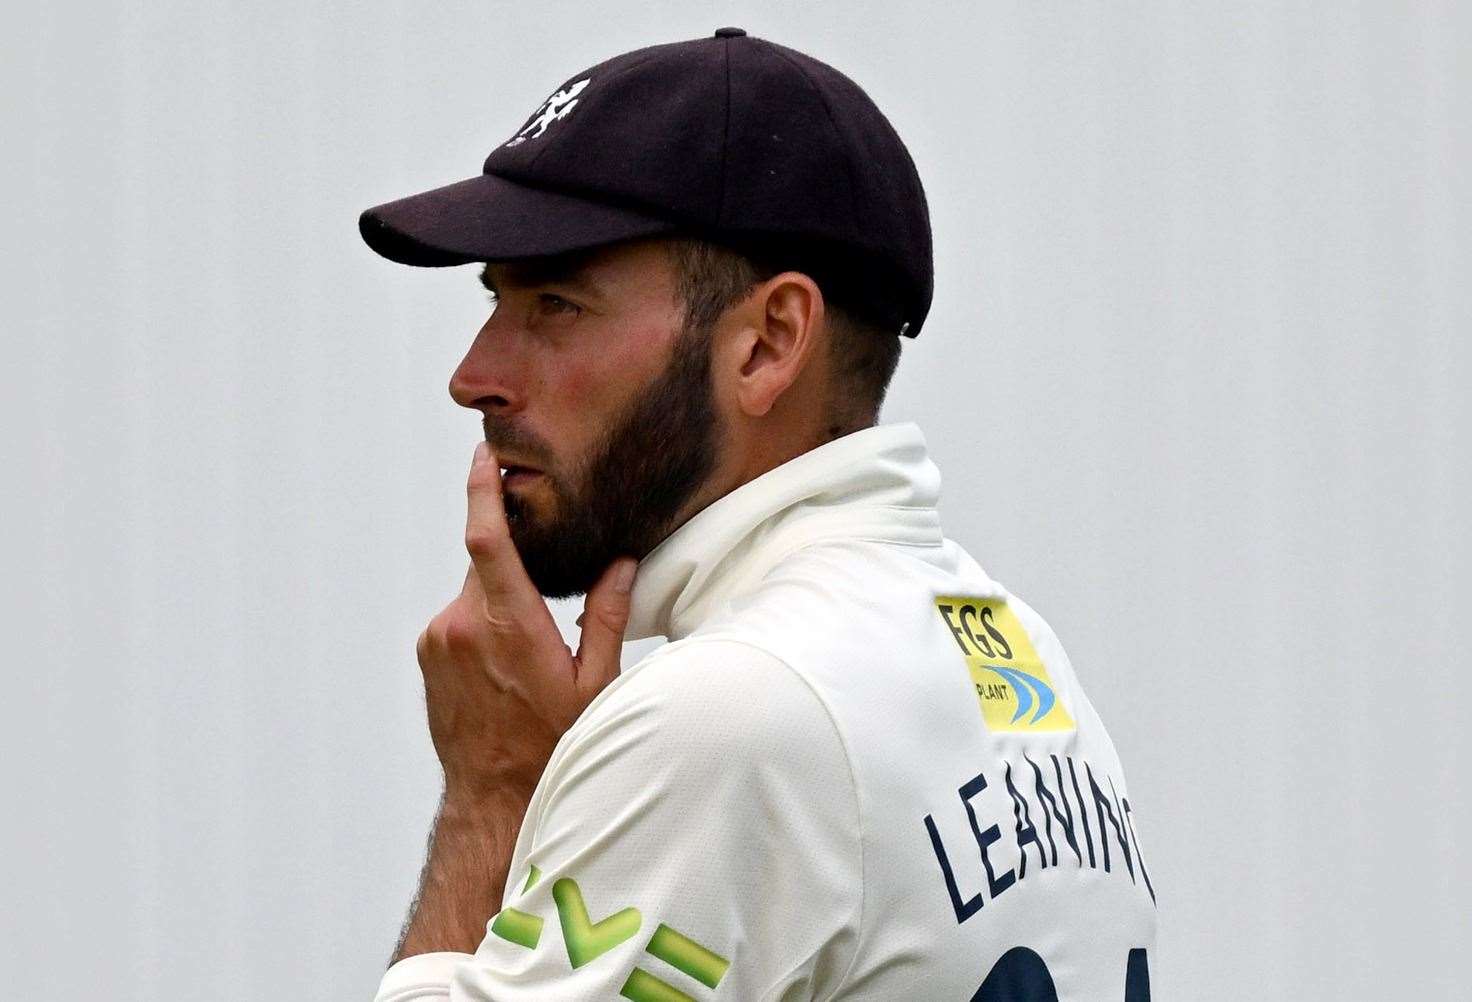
[487,323,721,598]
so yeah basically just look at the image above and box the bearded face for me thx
[485,322,721,599]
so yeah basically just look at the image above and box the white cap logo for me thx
[505,78,591,147]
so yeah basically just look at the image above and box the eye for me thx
[538,293,582,316]
[483,290,499,310]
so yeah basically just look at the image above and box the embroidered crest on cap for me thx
[506,78,591,147]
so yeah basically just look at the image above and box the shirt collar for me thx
[624,421,943,642]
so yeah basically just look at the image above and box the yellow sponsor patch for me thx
[934,596,1075,732]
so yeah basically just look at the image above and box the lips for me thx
[500,465,543,490]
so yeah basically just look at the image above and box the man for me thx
[358,28,1157,1001]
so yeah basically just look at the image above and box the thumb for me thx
[572,557,637,699]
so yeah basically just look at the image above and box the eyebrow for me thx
[478,255,605,299]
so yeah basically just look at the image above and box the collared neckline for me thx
[624,421,943,642]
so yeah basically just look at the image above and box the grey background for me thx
[4,1,1467,999]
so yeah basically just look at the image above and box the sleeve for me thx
[373,638,863,1002]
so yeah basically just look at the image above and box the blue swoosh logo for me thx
[983,665,1056,725]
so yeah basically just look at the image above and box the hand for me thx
[414,440,637,803]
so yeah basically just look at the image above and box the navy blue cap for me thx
[359,29,932,337]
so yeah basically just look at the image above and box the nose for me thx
[448,315,524,415]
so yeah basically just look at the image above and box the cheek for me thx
[555,366,624,436]
[569,329,671,406]
[539,356,625,470]
[536,319,678,453]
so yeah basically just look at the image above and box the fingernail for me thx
[614,560,637,594]
[473,441,489,466]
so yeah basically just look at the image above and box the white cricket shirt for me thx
[375,422,1157,1002]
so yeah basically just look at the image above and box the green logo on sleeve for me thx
[489,864,731,999]
[553,878,642,968]
[644,924,730,988]
[489,864,545,949]
[620,965,697,1002]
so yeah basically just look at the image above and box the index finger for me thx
[465,440,554,635]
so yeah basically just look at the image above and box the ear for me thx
[725,272,824,418]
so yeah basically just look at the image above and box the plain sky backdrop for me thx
[4,1,1468,999]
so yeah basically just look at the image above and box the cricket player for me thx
[358,28,1157,1001]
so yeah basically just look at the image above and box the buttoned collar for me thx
[624,421,943,642]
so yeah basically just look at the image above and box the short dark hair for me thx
[662,235,904,436]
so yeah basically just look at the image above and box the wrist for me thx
[390,785,532,964]
[439,778,537,822]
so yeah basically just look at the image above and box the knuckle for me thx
[594,599,630,631]
[438,617,479,656]
[440,613,482,653]
[464,525,505,559]
[419,615,455,658]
